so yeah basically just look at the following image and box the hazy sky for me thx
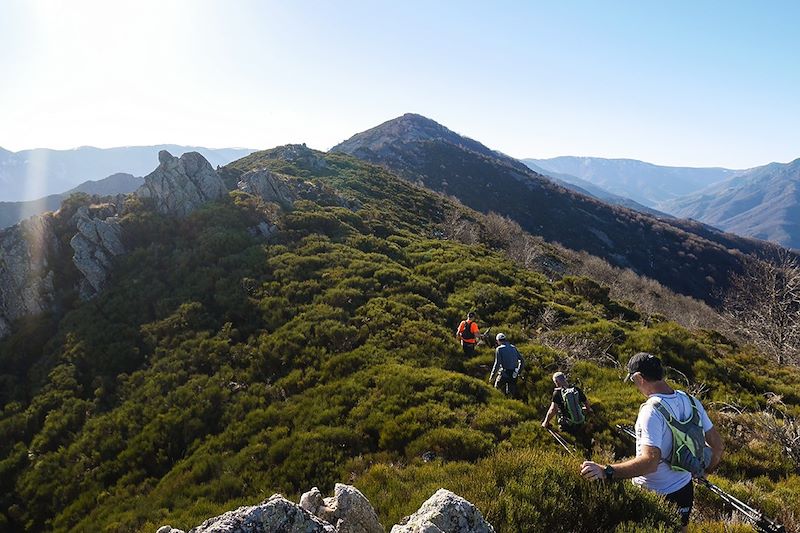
[1,0,798,168]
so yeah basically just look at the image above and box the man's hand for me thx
[580,461,605,481]
[541,421,549,429]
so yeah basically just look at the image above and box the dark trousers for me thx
[494,370,517,397]
[559,420,593,457]
[664,480,694,528]
[462,342,476,358]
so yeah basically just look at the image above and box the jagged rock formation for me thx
[237,168,305,206]
[268,144,328,172]
[156,486,490,533]
[237,167,356,211]
[159,494,336,533]
[0,151,236,339]
[70,204,126,299]
[137,150,227,216]
[390,489,494,533]
[0,214,58,337]
[300,484,383,533]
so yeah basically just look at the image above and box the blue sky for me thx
[1,0,798,168]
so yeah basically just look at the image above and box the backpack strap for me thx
[646,393,706,473]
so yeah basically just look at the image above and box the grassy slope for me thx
[0,150,797,532]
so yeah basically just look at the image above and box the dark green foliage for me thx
[358,448,680,532]
[0,149,798,531]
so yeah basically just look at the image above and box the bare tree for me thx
[723,250,800,365]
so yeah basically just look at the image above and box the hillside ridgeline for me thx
[332,114,783,304]
[0,147,797,532]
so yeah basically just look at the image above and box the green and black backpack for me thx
[560,387,586,425]
[647,391,712,477]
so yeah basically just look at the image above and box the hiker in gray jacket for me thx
[489,333,524,397]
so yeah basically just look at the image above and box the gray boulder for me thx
[299,487,329,516]
[390,489,494,533]
[270,144,328,172]
[237,168,301,207]
[301,484,383,533]
[236,168,354,211]
[137,150,227,216]
[0,213,58,338]
[187,494,335,533]
[156,527,185,533]
[70,205,125,299]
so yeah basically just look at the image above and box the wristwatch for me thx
[604,465,615,480]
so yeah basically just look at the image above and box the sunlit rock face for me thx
[137,150,227,216]
[0,214,58,337]
[70,204,126,300]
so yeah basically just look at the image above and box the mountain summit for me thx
[335,113,532,175]
[333,114,780,303]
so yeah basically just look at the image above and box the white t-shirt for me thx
[631,390,713,494]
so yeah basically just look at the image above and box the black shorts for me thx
[664,480,694,527]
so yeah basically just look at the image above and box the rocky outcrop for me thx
[237,168,355,210]
[269,144,328,172]
[179,494,335,533]
[237,169,303,206]
[300,484,383,533]
[0,152,229,338]
[137,151,227,216]
[157,486,492,533]
[390,489,494,533]
[0,214,58,337]
[70,204,125,299]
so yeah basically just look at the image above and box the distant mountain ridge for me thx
[527,156,735,207]
[0,145,256,202]
[663,158,800,249]
[332,113,782,303]
[521,159,671,218]
[0,173,143,229]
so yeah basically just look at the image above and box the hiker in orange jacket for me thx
[456,311,480,357]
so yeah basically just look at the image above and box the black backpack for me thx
[461,321,475,341]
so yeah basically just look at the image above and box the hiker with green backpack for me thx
[542,371,593,452]
[580,352,725,533]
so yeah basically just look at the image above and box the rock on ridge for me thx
[300,484,383,533]
[237,168,302,206]
[237,168,355,210]
[185,494,335,533]
[157,485,494,533]
[70,204,126,300]
[390,489,494,533]
[268,144,328,172]
[0,214,58,337]
[137,150,227,216]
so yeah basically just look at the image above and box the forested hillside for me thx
[1,148,798,532]
[332,114,783,305]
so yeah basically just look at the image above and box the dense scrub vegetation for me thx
[0,149,798,532]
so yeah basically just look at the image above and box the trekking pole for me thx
[615,423,636,440]
[615,424,785,532]
[476,327,492,347]
[695,478,785,533]
[547,428,575,455]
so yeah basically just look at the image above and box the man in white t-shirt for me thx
[579,352,725,532]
